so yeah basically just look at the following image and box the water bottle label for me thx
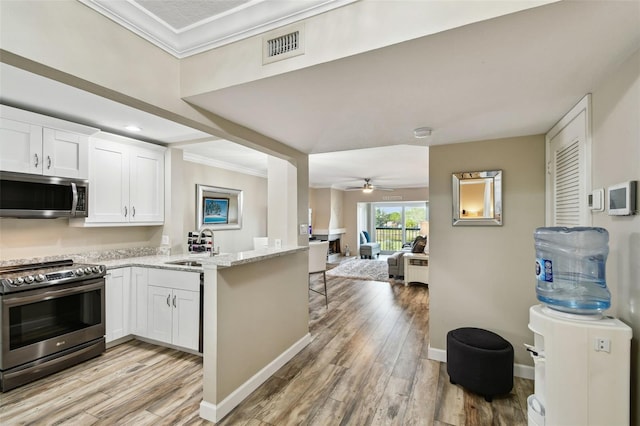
[535,258,553,282]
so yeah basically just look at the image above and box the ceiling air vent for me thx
[263,24,305,65]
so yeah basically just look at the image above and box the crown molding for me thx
[79,0,357,58]
[183,152,267,178]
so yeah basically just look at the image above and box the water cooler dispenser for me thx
[528,227,632,425]
[527,305,632,425]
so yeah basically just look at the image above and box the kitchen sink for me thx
[165,260,203,267]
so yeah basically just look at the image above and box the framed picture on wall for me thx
[196,184,242,230]
[202,197,229,224]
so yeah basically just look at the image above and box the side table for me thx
[404,253,429,286]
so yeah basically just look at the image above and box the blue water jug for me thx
[534,227,611,314]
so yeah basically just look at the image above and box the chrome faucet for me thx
[197,228,215,255]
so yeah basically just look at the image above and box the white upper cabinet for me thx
[89,138,130,223]
[0,117,42,174]
[0,105,97,178]
[75,135,165,226]
[129,146,164,223]
[42,128,88,178]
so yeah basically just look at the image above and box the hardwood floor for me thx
[0,275,532,425]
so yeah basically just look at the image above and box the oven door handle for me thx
[2,280,104,305]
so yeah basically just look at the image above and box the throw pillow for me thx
[411,235,427,253]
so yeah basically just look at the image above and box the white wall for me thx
[590,47,640,422]
[429,135,545,366]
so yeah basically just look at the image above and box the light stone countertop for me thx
[98,246,308,273]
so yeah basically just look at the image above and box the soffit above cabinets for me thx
[78,0,357,58]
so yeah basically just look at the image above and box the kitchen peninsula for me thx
[105,246,310,423]
[197,246,310,422]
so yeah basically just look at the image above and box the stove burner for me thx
[0,259,106,294]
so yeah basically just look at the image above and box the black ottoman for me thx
[446,327,514,402]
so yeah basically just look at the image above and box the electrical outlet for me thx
[300,224,308,235]
[595,338,611,353]
[161,235,170,245]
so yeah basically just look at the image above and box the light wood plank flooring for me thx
[0,274,532,425]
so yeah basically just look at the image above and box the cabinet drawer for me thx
[409,258,429,267]
[147,268,200,292]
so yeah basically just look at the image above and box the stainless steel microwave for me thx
[0,172,88,218]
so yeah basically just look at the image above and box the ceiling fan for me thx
[345,178,394,193]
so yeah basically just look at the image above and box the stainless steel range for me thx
[0,259,106,392]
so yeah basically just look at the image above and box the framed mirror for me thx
[196,184,243,230]
[452,170,502,226]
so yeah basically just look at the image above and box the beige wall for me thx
[0,218,162,261]
[181,0,553,95]
[308,187,344,232]
[591,47,640,421]
[429,135,545,366]
[309,188,330,233]
[203,251,309,403]
[169,150,268,255]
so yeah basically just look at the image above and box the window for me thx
[373,202,428,252]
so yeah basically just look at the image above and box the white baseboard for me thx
[514,363,534,380]
[200,332,312,423]
[427,346,447,363]
[427,345,534,379]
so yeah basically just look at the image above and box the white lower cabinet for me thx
[130,267,149,337]
[104,266,200,352]
[146,268,200,351]
[105,267,130,343]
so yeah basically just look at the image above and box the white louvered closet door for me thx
[546,95,592,227]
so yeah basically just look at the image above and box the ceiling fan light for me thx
[413,127,432,138]
[362,187,373,194]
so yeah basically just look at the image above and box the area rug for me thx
[326,259,389,282]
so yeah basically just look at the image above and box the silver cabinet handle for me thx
[132,206,136,218]
[47,155,52,169]
[124,206,128,217]
[166,294,171,307]
[70,183,78,216]
[172,295,177,308]
[34,153,39,168]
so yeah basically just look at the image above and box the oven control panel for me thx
[0,263,106,293]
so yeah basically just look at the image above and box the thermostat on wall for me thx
[589,189,605,212]
[607,181,637,216]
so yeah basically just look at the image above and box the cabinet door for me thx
[42,128,88,178]
[0,118,42,174]
[172,289,200,351]
[129,147,164,223]
[106,268,130,343]
[130,267,148,336]
[147,285,173,345]
[88,138,129,223]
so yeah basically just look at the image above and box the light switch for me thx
[300,224,308,235]
[590,188,604,211]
